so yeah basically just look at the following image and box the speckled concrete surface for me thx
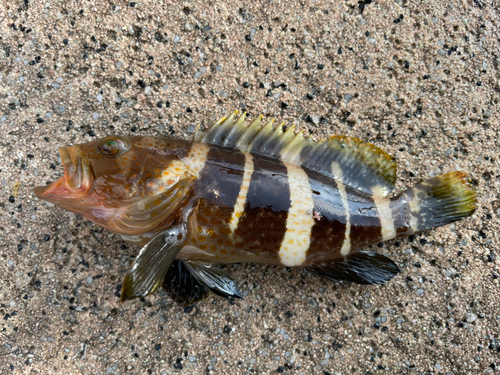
[1,0,499,374]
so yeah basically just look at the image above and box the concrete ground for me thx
[1,0,499,374]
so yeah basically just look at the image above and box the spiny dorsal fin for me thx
[194,112,397,196]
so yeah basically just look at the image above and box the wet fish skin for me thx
[35,112,477,304]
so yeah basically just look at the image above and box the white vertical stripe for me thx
[407,188,422,232]
[154,142,210,194]
[279,163,315,267]
[229,152,254,233]
[371,186,396,241]
[183,142,211,175]
[331,162,351,256]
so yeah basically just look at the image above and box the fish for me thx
[35,112,478,305]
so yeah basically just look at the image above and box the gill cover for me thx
[109,177,196,235]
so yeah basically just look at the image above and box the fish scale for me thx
[35,111,478,305]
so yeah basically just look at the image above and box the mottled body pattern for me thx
[35,112,477,304]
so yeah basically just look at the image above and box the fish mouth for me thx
[35,146,93,200]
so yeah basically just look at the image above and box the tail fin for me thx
[404,171,477,232]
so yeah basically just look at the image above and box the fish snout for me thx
[35,146,93,199]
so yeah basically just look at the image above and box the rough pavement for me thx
[1,0,499,374]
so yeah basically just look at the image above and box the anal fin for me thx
[308,252,400,285]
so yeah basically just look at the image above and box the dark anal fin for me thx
[121,226,187,302]
[308,252,400,285]
[184,261,243,300]
[162,260,210,306]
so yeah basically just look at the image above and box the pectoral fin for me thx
[121,226,187,302]
[307,252,400,285]
[184,261,243,300]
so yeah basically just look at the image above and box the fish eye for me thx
[98,137,128,155]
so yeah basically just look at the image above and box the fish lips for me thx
[35,146,93,201]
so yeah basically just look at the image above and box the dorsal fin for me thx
[194,112,396,196]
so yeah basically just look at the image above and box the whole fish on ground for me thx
[35,112,478,305]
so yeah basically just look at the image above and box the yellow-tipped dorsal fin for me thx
[194,113,396,196]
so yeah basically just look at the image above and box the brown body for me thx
[35,112,477,302]
[173,144,412,267]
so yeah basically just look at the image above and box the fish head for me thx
[35,136,194,235]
